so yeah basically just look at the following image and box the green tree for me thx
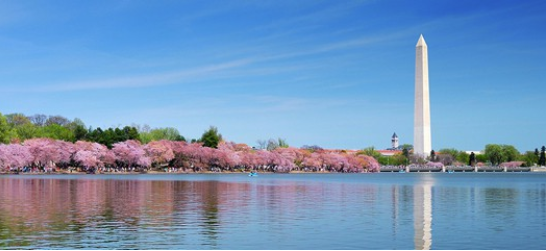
[501,145,519,162]
[438,148,459,160]
[39,124,75,141]
[0,113,16,143]
[378,154,406,166]
[87,127,116,148]
[5,113,36,141]
[521,151,539,167]
[277,138,289,148]
[475,153,488,164]
[483,144,520,166]
[200,126,222,148]
[122,126,140,141]
[86,126,140,148]
[360,146,381,159]
[393,153,410,166]
[456,151,470,165]
[66,118,88,142]
[140,127,186,144]
[485,144,503,166]
[377,155,390,165]
[15,123,39,141]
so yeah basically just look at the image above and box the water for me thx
[0,173,545,249]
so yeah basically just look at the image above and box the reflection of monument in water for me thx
[414,183,433,250]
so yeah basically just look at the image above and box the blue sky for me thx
[1,0,545,152]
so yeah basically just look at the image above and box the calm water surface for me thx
[0,173,545,249]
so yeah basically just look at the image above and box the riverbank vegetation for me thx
[0,112,544,173]
[0,138,380,174]
[0,112,380,174]
[370,144,545,168]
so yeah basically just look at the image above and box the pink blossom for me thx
[112,140,151,168]
[145,140,175,166]
[500,161,524,168]
[426,161,444,169]
[74,150,99,168]
[0,144,33,170]
[74,141,113,168]
[24,138,62,168]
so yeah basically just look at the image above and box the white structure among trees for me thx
[391,132,399,149]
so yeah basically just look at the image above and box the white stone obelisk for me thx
[414,34,431,157]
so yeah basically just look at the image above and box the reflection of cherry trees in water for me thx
[198,181,220,247]
[0,177,274,248]
[0,138,380,173]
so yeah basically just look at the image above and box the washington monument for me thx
[414,34,431,157]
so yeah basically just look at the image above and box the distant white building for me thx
[464,151,484,155]
[378,150,401,156]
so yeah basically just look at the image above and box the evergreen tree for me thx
[539,146,546,166]
[469,152,476,166]
[535,148,540,165]
[200,126,222,148]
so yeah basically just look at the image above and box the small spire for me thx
[416,34,427,47]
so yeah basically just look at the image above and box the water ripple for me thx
[0,173,546,249]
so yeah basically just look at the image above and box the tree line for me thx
[0,112,380,173]
[1,112,543,171]
[363,144,546,168]
[0,138,380,174]
[0,112,194,147]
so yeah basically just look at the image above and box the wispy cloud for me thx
[11,31,396,93]
[26,59,253,92]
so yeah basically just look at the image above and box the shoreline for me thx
[0,170,339,175]
[2,169,545,175]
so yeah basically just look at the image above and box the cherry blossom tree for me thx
[144,140,175,168]
[24,138,62,169]
[73,150,99,169]
[55,140,76,168]
[214,148,240,171]
[1,133,385,174]
[302,152,322,171]
[170,142,209,171]
[112,140,151,170]
[500,161,524,168]
[359,154,380,172]
[274,147,302,167]
[73,140,112,170]
[170,141,192,170]
[0,144,33,171]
